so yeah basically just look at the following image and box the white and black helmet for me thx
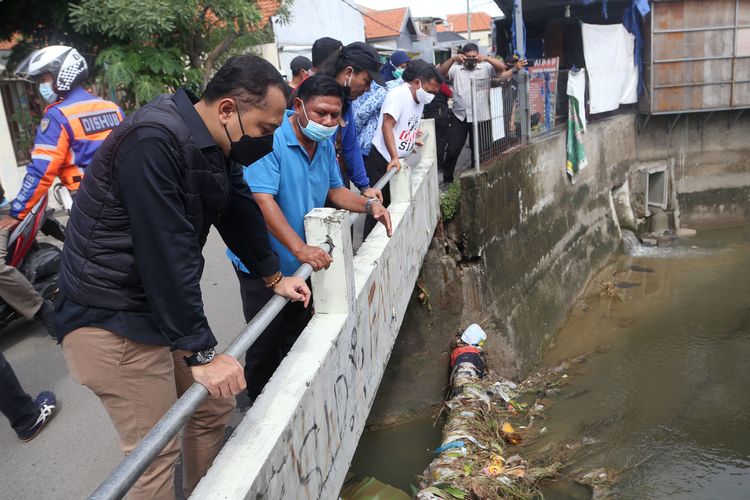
[15,45,89,93]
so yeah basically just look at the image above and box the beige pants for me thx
[0,205,43,319]
[63,327,234,499]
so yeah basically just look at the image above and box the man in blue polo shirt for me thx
[228,75,392,401]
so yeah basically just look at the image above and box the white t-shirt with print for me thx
[372,84,423,160]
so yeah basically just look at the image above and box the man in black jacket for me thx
[56,55,310,499]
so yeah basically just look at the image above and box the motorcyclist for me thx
[0,45,124,229]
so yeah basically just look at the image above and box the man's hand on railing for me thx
[371,203,393,237]
[272,276,312,308]
[386,158,402,172]
[294,244,333,272]
[190,354,246,399]
[361,186,384,203]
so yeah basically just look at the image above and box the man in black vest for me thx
[55,55,310,499]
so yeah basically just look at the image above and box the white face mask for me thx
[39,82,58,104]
[415,81,435,105]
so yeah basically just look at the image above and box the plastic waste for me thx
[482,454,505,477]
[461,323,487,347]
[434,440,465,455]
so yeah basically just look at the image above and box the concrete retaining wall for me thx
[192,122,440,499]
[369,111,750,427]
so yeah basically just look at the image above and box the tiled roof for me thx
[0,33,20,51]
[364,7,407,40]
[256,0,280,27]
[445,12,493,33]
[207,1,279,29]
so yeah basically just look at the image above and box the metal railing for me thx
[89,158,404,500]
[469,74,525,169]
[469,68,572,169]
[89,245,329,500]
[528,68,568,139]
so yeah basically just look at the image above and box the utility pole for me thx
[466,0,472,42]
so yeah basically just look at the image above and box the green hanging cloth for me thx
[566,95,588,182]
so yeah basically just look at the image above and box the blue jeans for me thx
[0,352,39,437]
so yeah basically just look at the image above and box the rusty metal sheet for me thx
[654,83,732,112]
[654,30,734,60]
[654,0,735,31]
[732,81,750,105]
[654,59,733,86]
[646,0,750,113]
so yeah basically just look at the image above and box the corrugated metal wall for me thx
[643,0,750,114]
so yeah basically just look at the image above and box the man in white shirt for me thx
[364,60,442,236]
[440,43,523,184]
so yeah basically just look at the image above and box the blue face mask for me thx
[297,101,338,142]
[39,82,58,104]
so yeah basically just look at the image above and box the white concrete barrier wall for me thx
[192,119,439,499]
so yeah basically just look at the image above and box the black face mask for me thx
[464,59,478,70]
[223,110,274,165]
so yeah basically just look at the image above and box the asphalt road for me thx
[0,230,246,499]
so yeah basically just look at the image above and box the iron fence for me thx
[528,68,569,139]
[469,74,525,166]
[469,68,573,169]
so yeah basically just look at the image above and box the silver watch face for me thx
[197,348,216,364]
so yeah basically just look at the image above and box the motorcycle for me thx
[0,195,66,330]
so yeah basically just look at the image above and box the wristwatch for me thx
[185,347,216,366]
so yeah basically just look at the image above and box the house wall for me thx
[272,0,365,75]
[0,94,20,198]
[456,29,492,49]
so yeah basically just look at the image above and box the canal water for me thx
[533,224,750,498]
[348,225,750,498]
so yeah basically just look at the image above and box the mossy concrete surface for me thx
[369,111,750,428]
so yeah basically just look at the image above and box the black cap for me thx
[312,37,343,68]
[290,55,312,76]
[342,42,384,86]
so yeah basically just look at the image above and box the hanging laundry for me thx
[623,4,645,96]
[567,69,587,131]
[566,69,588,182]
[511,0,526,58]
[635,0,651,17]
[582,23,638,114]
[582,0,609,19]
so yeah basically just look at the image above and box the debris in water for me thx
[575,468,617,500]
[676,227,697,237]
[461,323,487,347]
[599,280,624,300]
[417,329,576,499]
[630,265,655,273]
[340,475,411,499]
[614,281,641,289]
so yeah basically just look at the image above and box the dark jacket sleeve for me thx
[215,164,280,277]
[117,136,216,353]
